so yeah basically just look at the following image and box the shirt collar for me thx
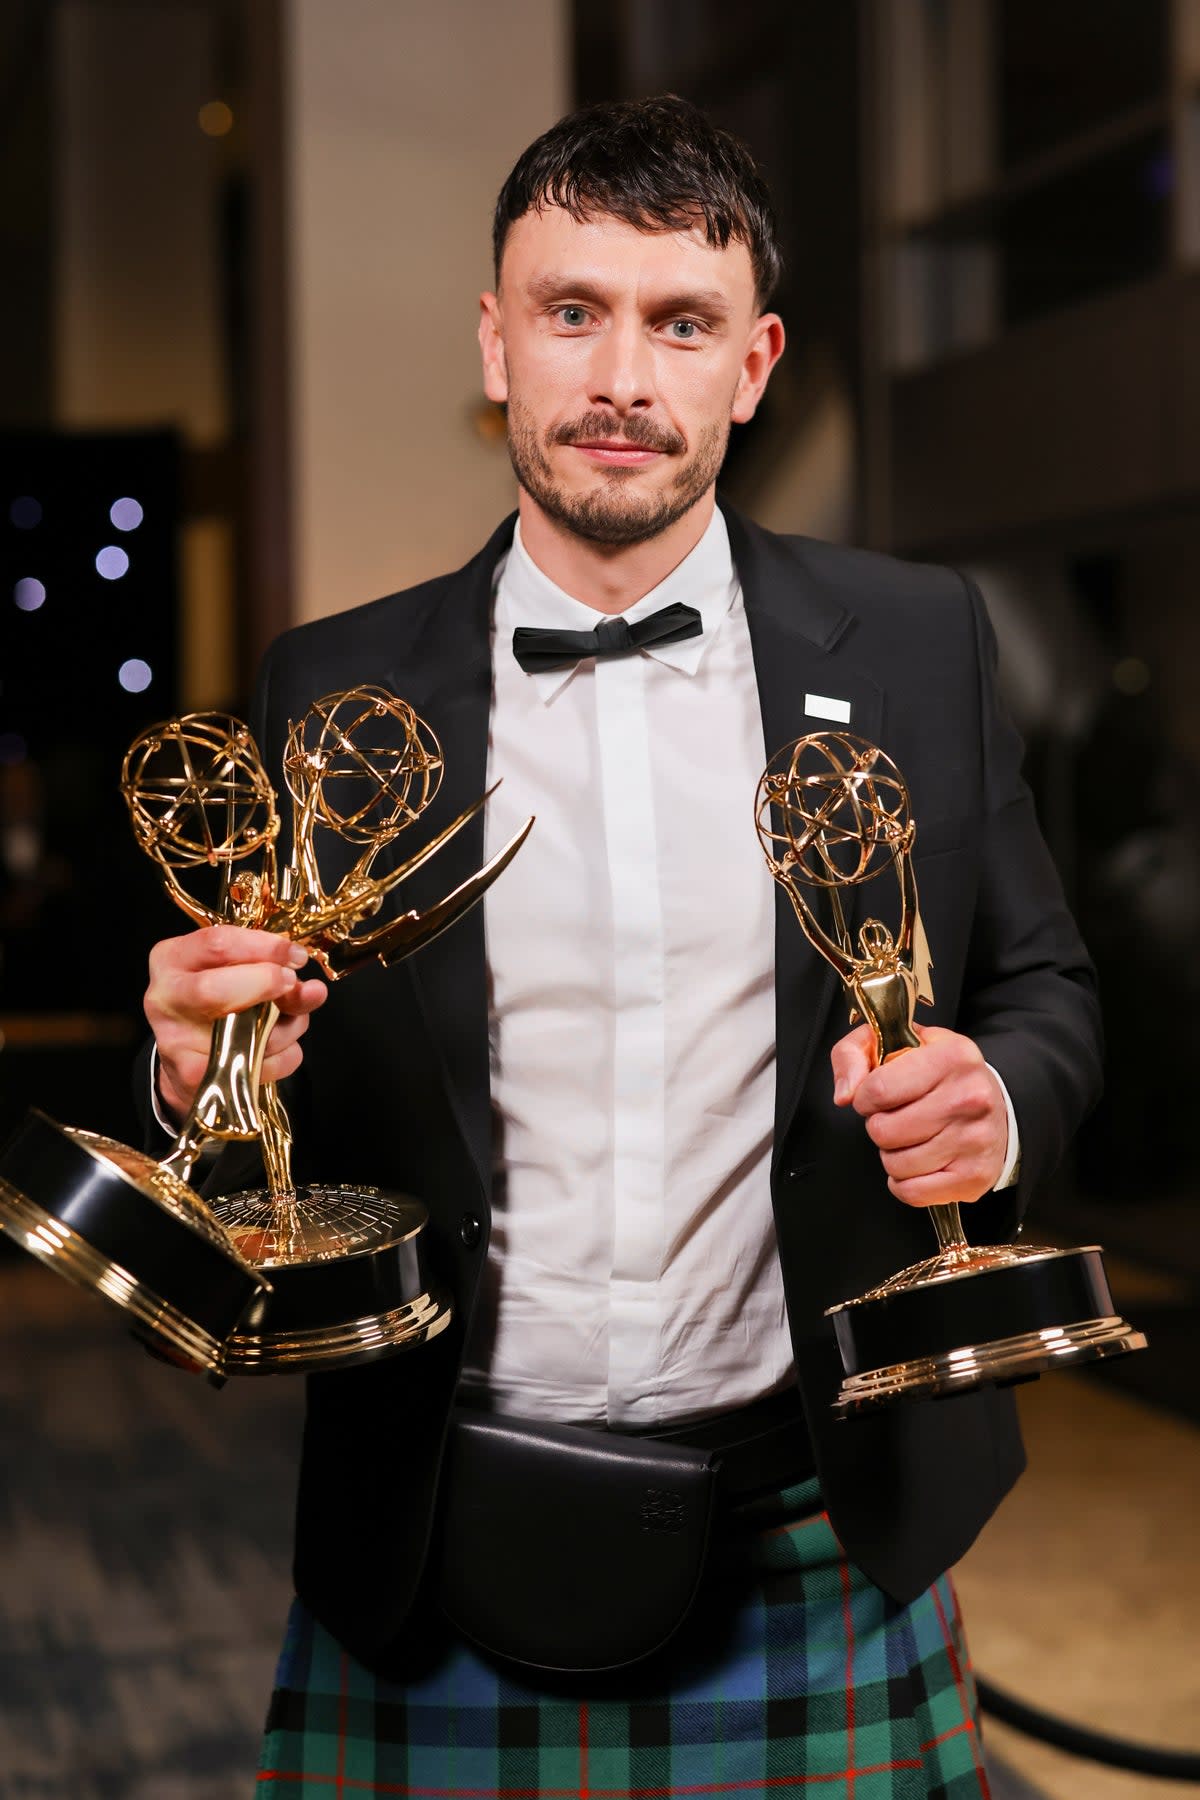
[494,506,739,702]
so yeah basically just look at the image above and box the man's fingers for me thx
[147,927,325,1120]
[842,1025,1008,1207]
[851,1026,986,1116]
[150,925,308,976]
[875,1126,958,1181]
[852,1039,944,1114]
[887,1169,990,1209]
[831,1022,877,1105]
[156,991,323,1117]
[877,1103,1005,1202]
[864,1076,995,1152]
[147,925,314,1028]
[263,1041,306,1086]
[162,1037,306,1109]
[263,1007,320,1059]
[158,960,303,1023]
[273,977,328,1019]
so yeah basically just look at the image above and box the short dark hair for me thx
[493,95,782,309]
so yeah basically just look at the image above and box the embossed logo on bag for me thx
[640,1487,685,1533]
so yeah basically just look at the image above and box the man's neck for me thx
[515,489,717,614]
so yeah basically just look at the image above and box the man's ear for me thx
[479,293,508,404]
[731,312,785,425]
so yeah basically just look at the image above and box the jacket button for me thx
[459,1213,482,1249]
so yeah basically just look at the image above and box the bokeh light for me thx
[198,100,233,137]
[118,658,153,693]
[96,545,130,580]
[14,577,46,612]
[9,496,42,529]
[110,496,144,531]
[0,732,27,764]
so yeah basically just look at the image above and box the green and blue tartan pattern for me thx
[257,1480,989,1798]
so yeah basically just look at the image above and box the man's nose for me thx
[586,318,654,414]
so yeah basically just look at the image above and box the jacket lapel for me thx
[376,517,517,1201]
[723,506,884,1160]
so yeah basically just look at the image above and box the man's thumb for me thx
[831,1022,876,1106]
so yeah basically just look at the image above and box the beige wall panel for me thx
[180,519,236,712]
[54,0,226,443]
[1174,0,1200,85]
[287,0,567,623]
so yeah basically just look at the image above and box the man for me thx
[144,97,1100,1796]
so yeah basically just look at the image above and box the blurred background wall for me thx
[0,7,1198,1793]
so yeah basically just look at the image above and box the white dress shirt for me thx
[461,509,791,1426]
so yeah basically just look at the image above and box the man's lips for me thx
[569,441,664,466]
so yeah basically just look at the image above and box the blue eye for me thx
[670,320,698,339]
[559,306,588,327]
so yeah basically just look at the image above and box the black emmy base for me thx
[0,1113,450,1379]
[0,1108,270,1375]
[826,1243,1147,1415]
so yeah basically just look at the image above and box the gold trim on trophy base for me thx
[222,1288,452,1373]
[210,1182,429,1266]
[65,1127,260,1261]
[832,1315,1148,1416]
[0,1179,228,1373]
[852,1239,1079,1298]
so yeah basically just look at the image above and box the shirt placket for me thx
[593,649,667,1422]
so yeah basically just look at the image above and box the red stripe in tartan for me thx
[759,1510,829,1542]
[580,1703,590,1799]
[837,1554,856,1800]
[256,1760,930,1794]
[920,1721,975,1756]
[930,1582,990,1797]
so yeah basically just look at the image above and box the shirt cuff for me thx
[985,1062,1021,1191]
[149,1042,182,1139]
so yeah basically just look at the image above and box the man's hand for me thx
[145,926,327,1124]
[831,1023,1008,1208]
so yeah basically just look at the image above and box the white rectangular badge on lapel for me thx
[804,692,852,724]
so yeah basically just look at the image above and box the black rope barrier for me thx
[977,1676,1200,1781]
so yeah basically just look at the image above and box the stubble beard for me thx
[505,397,729,548]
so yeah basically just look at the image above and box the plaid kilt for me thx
[257,1479,989,1799]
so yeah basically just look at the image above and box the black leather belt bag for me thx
[437,1390,815,1674]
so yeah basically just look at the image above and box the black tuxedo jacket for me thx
[192,505,1101,1670]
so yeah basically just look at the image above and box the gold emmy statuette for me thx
[0,686,532,1378]
[756,730,1146,1415]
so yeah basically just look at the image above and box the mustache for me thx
[550,411,686,456]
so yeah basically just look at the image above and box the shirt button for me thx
[459,1213,482,1249]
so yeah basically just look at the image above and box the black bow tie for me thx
[512,602,703,674]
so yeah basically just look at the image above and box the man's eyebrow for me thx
[524,273,734,318]
[654,288,734,319]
